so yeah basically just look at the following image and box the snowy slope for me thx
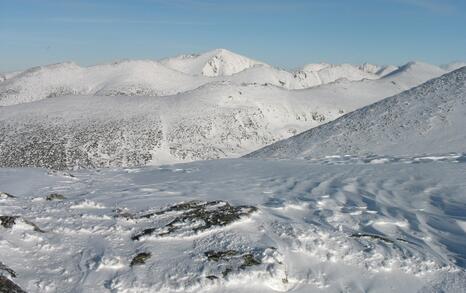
[0,83,343,169]
[0,156,465,292]
[0,60,209,106]
[247,67,466,159]
[159,48,265,76]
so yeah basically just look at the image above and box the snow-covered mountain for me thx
[247,66,466,159]
[160,48,265,76]
[0,61,454,169]
[1,49,455,107]
[0,60,210,106]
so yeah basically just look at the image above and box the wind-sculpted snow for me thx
[0,157,465,292]
[247,67,466,159]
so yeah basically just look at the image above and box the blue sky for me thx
[1,0,465,71]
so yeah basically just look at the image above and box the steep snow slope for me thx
[0,60,209,106]
[247,67,466,159]
[159,48,265,76]
[0,156,465,292]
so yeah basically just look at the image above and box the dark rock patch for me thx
[205,275,218,281]
[205,250,239,262]
[0,192,15,199]
[130,252,151,267]
[351,233,409,244]
[131,201,257,240]
[240,253,261,269]
[204,249,263,279]
[0,262,16,278]
[0,216,19,229]
[0,216,45,233]
[46,193,66,201]
[0,276,26,293]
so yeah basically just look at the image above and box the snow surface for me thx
[0,155,465,292]
[247,67,466,159]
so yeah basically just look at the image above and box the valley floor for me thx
[1,155,466,292]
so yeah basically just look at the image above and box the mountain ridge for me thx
[246,66,466,159]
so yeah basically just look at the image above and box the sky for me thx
[1,0,465,72]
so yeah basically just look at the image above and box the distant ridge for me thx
[1,48,457,107]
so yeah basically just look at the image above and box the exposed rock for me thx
[351,233,409,244]
[205,275,219,280]
[205,250,239,262]
[131,201,257,240]
[46,193,66,201]
[0,262,16,278]
[204,249,264,279]
[0,216,45,233]
[0,192,15,199]
[0,216,19,229]
[0,276,26,293]
[240,253,261,269]
[130,252,151,267]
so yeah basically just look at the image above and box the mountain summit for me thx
[160,48,265,76]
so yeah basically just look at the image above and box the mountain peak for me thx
[160,49,265,77]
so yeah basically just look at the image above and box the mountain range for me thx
[1,48,453,107]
